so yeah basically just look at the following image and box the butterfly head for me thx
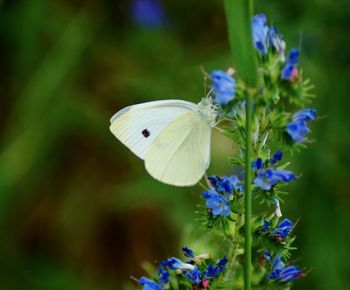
[198,97,217,127]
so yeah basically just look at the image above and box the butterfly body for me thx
[110,99,217,186]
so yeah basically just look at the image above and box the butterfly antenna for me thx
[200,65,212,100]
[198,181,207,190]
[204,174,213,188]
[206,88,213,99]
[214,124,224,132]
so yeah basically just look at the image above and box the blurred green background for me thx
[0,0,349,289]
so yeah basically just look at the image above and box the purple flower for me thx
[131,0,165,28]
[272,218,294,239]
[281,49,300,80]
[252,13,269,54]
[139,277,163,290]
[202,189,230,216]
[211,70,236,105]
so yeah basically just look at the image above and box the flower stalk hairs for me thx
[134,12,316,290]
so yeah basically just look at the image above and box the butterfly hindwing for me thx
[144,110,211,186]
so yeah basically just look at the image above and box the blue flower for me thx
[268,27,286,56]
[157,264,169,284]
[131,0,166,28]
[254,170,276,190]
[140,251,230,289]
[264,250,272,262]
[281,49,300,80]
[272,170,296,182]
[164,257,194,270]
[287,109,317,143]
[217,256,228,268]
[208,175,243,195]
[260,220,270,232]
[252,157,264,172]
[267,255,285,280]
[270,151,283,165]
[207,176,220,187]
[272,255,285,270]
[184,267,201,284]
[182,246,195,258]
[139,277,163,290]
[267,255,301,282]
[211,70,236,105]
[202,190,230,216]
[203,264,219,279]
[252,13,269,54]
[279,266,302,282]
[203,256,228,279]
[287,120,310,143]
[253,169,295,190]
[293,108,317,122]
[272,218,294,239]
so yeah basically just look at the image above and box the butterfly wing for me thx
[145,111,211,186]
[109,100,198,159]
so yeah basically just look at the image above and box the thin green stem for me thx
[244,90,253,290]
[223,0,257,289]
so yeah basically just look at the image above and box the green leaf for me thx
[224,0,258,88]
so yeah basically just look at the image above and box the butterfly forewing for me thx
[109,100,197,159]
[144,111,211,186]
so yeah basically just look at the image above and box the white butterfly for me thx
[109,98,217,186]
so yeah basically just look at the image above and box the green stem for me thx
[244,90,253,290]
[223,0,257,289]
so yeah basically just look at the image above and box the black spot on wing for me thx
[142,129,150,138]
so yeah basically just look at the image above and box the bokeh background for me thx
[0,0,349,289]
